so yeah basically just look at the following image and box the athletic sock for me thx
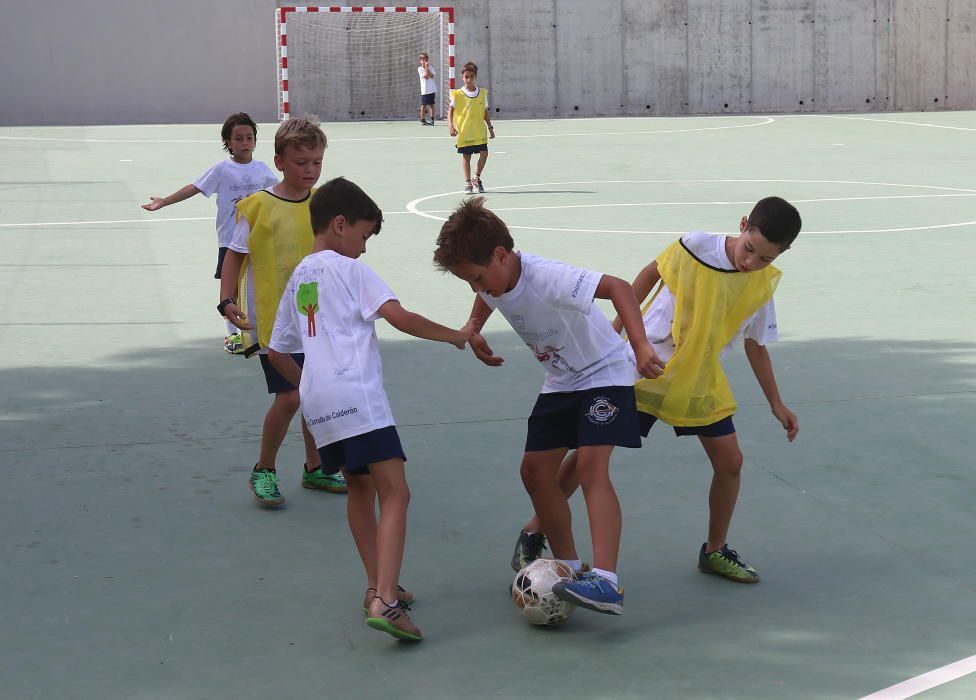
[591,568,618,587]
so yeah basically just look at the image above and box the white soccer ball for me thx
[511,558,576,626]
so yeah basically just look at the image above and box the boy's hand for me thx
[488,126,495,139]
[222,302,254,330]
[634,341,665,379]
[772,402,799,442]
[469,332,503,366]
[142,197,166,211]
[449,125,458,137]
[452,321,477,350]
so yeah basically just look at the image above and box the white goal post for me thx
[276,6,455,122]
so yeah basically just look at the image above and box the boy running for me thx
[219,117,347,504]
[512,197,802,584]
[434,198,664,615]
[268,177,473,640]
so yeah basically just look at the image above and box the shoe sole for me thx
[247,480,285,507]
[697,564,760,583]
[365,617,422,641]
[552,586,622,615]
[300,481,348,493]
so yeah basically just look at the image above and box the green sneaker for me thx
[248,467,285,507]
[301,464,347,493]
[698,543,760,583]
[223,333,245,355]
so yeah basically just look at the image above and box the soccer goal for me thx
[276,6,455,122]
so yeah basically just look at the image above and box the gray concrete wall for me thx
[1,0,973,125]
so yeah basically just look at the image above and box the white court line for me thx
[423,192,976,215]
[807,114,976,132]
[405,178,976,235]
[0,117,774,144]
[859,653,976,699]
[0,211,411,229]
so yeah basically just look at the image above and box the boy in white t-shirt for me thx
[434,197,664,616]
[512,197,802,585]
[417,52,436,125]
[268,177,473,641]
[142,112,277,354]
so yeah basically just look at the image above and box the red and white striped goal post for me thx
[276,6,456,120]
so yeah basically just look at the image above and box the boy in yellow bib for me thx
[448,61,494,194]
[219,117,349,506]
[511,197,801,584]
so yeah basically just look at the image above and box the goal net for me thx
[276,6,455,122]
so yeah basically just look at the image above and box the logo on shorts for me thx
[585,396,619,425]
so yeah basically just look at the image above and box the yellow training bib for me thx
[235,190,315,348]
[452,88,488,148]
[634,239,781,426]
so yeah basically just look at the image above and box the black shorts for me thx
[318,426,406,476]
[420,92,436,106]
[457,143,488,155]
[215,246,228,280]
[639,412,736,438]
[258,352,304,394]
[525,385,641,452]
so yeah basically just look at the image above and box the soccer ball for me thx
[511,559,576,626]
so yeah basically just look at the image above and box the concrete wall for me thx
[1,0,973,125]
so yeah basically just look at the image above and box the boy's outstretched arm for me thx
[611,260,660,334]
[744,338,798,442]
[596,274,664,379]
[465,295,503,366]
[142,184,201,211]
[378,300,473,349]
[218,249,252,330]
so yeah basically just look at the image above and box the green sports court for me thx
[2,110,974,698]
[4,0,976,696]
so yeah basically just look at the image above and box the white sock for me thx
[561,559,582,572]
[224,319,237,335]
[592,568,618,587]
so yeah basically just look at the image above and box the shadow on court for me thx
[1,332,974,699]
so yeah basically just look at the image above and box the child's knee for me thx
[520,462,549,492]
[275,390,300,412]
[712,449,744,477]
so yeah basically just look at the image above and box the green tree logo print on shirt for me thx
[296,282,319,337]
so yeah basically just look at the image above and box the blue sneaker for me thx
[552,572,623,615]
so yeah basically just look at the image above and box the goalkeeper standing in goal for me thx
[448,61,495,194]
[417,52,436,126]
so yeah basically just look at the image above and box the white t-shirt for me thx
[643,231,779,364]
[479,252,639,394]
[192,159,278,248]
[449,85,488,108]
[418,65,436,95]
[269,250,398,447]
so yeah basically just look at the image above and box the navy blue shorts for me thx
[259,353,304,394]
[318,426,406,476]
[420,92,436,106]
[215,246,228,279]
[525,385,641,452]
[457,143,488,155]
[639,412,736,438]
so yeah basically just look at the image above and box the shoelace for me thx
[255,472,278,494]
[719,547,745,566]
